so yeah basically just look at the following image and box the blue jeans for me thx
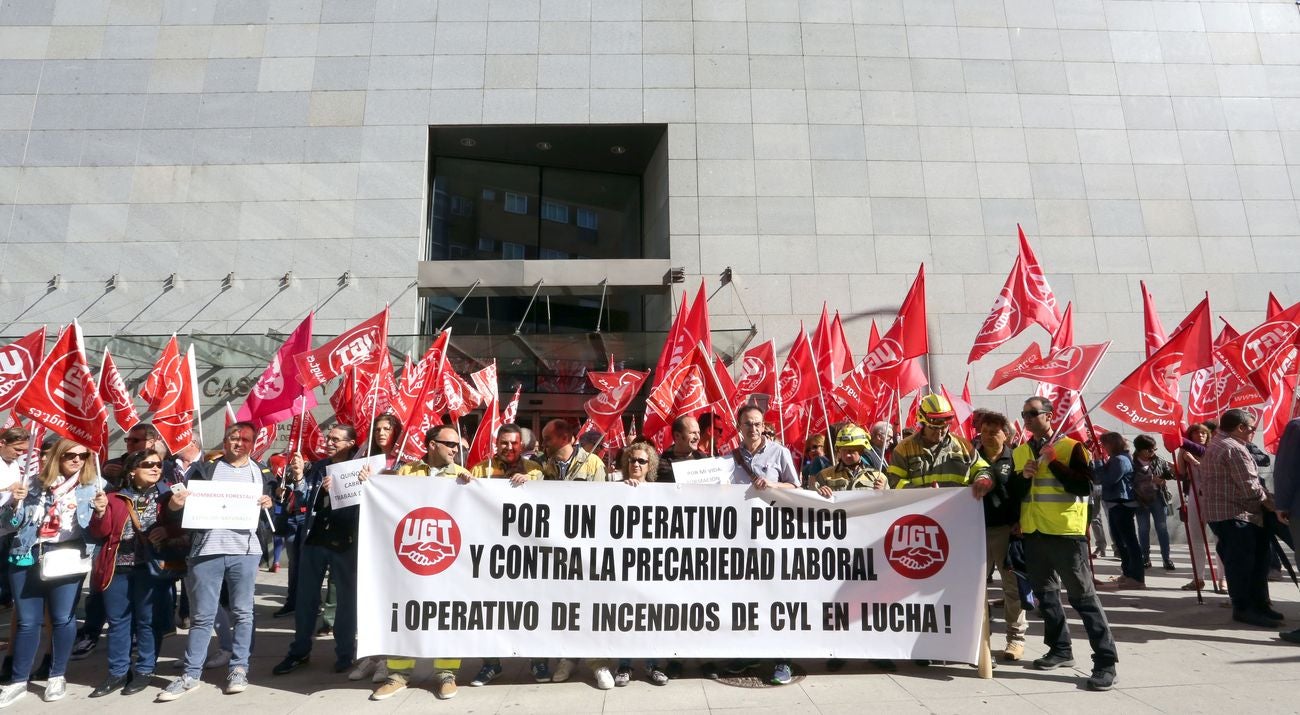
[9,564,81,682]
[290,544,356,665]
[1136,503,1171,563]
[1106,502,1144,582]
[279,516,304,610]
[102,565,170,677]
[181,554,259,679]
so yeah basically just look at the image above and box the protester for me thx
[272,451,310,617]
[1096,432,1144,590]
[1271,416,1300,643]
[0,438,105,707]
[1131,435,1175,571]
[1177,423,1217,591]
[887,394,993,497]
[272,425,361,677]
[88,450,185,698]
[656,416,705,483]
[866,421,892,470]
[539,419,606,482]
[814,424,888,496]
[613,442,669,686]
[973,412,1028,661]
[1200,409,1280,628]
[469,424,542,482]
[368,414,403,469]
[0,427,29,609]
[159,423,274,701]
[800,434,831,489]
[370,425,469,701]
[1016,396,1118,691]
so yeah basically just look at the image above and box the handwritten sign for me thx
[671,457,733,485]
[327,455,386,509]
[181,480,261,530]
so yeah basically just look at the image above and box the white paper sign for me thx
[181,480,261,530]
[327,455,387,509]
[671,456,733,485]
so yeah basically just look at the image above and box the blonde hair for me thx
[38,439,99,488]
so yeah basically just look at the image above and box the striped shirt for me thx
[1199,432,1268,526]
[192,460,262,557]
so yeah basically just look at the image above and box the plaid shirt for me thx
[1199,432,1268,526]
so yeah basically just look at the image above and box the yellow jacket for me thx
[396,460,472,480]
[815,462,889,491]
[470,456,543,480]
[888,433,989,489]
[541,448,607,482]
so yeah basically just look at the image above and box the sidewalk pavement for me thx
[12,550,1300,714]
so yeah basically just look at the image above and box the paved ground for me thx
[7,549,1300,714]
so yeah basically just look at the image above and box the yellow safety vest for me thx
[1015,437,1089,536]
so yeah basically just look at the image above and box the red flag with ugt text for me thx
[287,410,329,461]
[501,384,522,425]
[329,372,355,428]
[778,329,821,408]
[352,347,397,447]
[651,290,690,390]
[151,345,198,453]
[968,226,1061,363]
[1189,324,1263,423]
[237,313,317,428]
[140,336,180,412]
[734,340,777,404]
[642,344,727,445]
[987,341,1110,392]
[16,322,108,453]
[393,331,449,426]
[250,422,277,462]
[470,362,500,407]
[0,327,46,413]
[862,265,929,386]
[1214,301,1300,398]
[97,349,140,433]
[1097,299,1211,434]
[584,369,649,436]
[293,307,389,390]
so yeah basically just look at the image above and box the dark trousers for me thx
[1024,532,1119,669]
[289,544,356,665]
[279,516,304,610]
[1106,503,1145,582]
[1209,519,1272,615]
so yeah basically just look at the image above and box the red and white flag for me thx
[968,226,1061,363]
[392,331,450,426]
[293,307,389,390]
[0,327,46,413]
[140,335,181,412]
[1188,323,1262,423]
[501,384,522,425]
[778,329,822,408]
[287,410,330,461]
[97,349,140,433]
[987,341,1110,392]
[237,313,317,428]
[470,362,500,407]
[1097,298,1211,433]
[465,400,501,469]
[734,340,777,404]
[584,369,649,435]
[250,422,278,462]
[152,345,199,453]
[1140,281,1168,359]
[642,343,728,447]
[15,322,108,453]
[862,265,929,388]
[1213,301,1300,398]
[351,346,397,446]
[811,305,853,394]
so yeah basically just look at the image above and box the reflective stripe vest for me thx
[1014,437,1089,536]
[888,434,988,489]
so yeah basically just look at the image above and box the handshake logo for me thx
[393,507,462,576]
[885,514,949,580]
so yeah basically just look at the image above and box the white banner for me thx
[670,456,732,484]
[358,479,985,661]
[327,455,386,509]
[180,480,261,530]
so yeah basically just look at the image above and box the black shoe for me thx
[0,655,11,683]
[122,671,151,696]
[273,606,295,618]
[316,624,333,636]
[31,653,51,680]
[1233,611,1283,628]
[1032,653,1076,670]
[826,658,845,672]
[1263,607,1286,621]
[272,653,310,675]
[665,660,683,679]
[913,659,932,667]
[1163,560,1176,571]
[1279,629,1300,644]
[90,673,129,698]
[333,659,353,673]
[1086,668,1117,691]
[701,661,719,680]
[1143,560,1152,569]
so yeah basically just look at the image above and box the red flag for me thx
[501,384,522,425]
[1050,302,1075,351]
[287,410,329,461]
[1097,299,1211,434]
[0,327,46,413]
[642,344,727,443]
[443,370,482,421]
[714,354,737,404]
[469,362,500,407]
[237,313,317,428]
[778,329,821,408]
[1140,281,1168,359]
[16,322,108,453]
[941,384,974,441]
[685,280,713,360]
[830,312,854,375]
[393,331,449,426]
[1260,346,1300,453]
[152,345,198,452]
[867,321,880,351]
[352,346,397,446]
[584,369,649,435]
[811,305,836,395]
[734,340,777,403]
[250,422,278,461]
[904,390,923,430]
[1268,293,1285,319]
[968,226,1061,363]
[97,349,140,433]
[329,372,355,427]
[293,307,389,390]
[651,290,690,389]
[466,400,501,469]
[1214,301,1300,397]
[987,341,1110,392]
[140,336,180,412]
[1189,323,1261,423]
[862,265,928,385]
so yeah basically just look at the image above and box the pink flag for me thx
[237,313,317,428]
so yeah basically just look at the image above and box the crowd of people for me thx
[0,391,1294,706]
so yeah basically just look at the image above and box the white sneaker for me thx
[593,666,614,690]
[0,682,25,709]
[370,661,389,684]
[204,649,233,669]
[552,659,575,683]
[348,657,378,682]
[42,677,65,702]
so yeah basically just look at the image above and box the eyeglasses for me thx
[138,460,162,470]
[62,451,91,461]
[1021,410,1048,419]
[325,436,352,443]
[1243,424,1258,433]
[432,439,461,449]
[628,457,649,466]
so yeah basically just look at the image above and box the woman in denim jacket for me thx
[1094,433,1145,592]
[0,438,105,708]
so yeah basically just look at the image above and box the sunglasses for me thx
[1021,410,1048,419]
[628,457,649,466]
[432,439,461,449]
[138,460,162,470]
[62,451,91,461]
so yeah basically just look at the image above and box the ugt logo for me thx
[885,514,949,580]
[393,507,461,576]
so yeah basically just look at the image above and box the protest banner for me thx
[670,457,733,485]
[180,480,262,530]
[326,454,387,509]
[357,479,984,662]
